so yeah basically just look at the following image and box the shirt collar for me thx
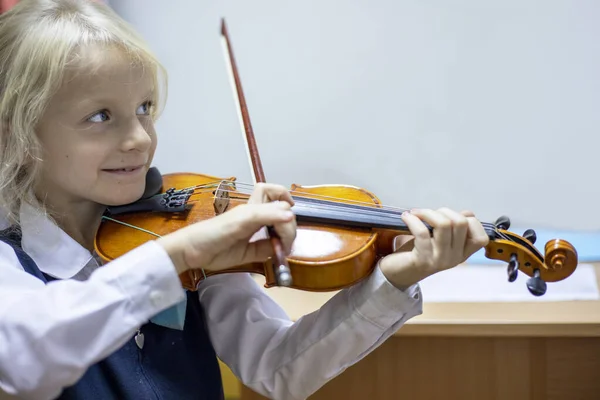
[20,201,94,279]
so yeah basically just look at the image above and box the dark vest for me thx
[0,228,224,400]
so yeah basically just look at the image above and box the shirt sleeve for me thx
[0,240,186,400]
[197,262,423,400]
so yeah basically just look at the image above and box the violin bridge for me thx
[213,181,235,215]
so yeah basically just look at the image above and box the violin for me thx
[94,19,578,297]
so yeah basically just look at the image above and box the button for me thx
[150,291,164,307]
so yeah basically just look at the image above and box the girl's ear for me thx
[141,166,163,199]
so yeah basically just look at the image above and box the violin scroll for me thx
[484,215,578,296]
[545,239,577,272]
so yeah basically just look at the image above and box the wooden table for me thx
[240,263,600,400]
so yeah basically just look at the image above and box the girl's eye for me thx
[87,110,109,123]
[137,101,153,115]
[85,101,153,123]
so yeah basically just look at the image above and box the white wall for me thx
[111,0,600,230]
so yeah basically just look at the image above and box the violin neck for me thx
[292,202,412,233]
[291,196,496,237]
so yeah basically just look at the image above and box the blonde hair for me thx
[0,0,167,226]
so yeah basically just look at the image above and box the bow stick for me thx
[220,18,293,287]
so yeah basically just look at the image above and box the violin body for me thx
[95,172,401,292]
[94,171,578,296]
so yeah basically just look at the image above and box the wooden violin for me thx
[94,19,578,297]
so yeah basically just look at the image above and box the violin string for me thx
[191,187,413,221]
[179,186,415,223]
[181,184,496,228]
[175,182,514,235]
[179,187,508,238]
[229,181,412,212]
[107,186,514,246]
[177,181,411,213]
[179,181,508,240]
[163,182,512,240]
[188,183,412,215]
[209,184,509,238]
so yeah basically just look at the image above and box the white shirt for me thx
[0,202,423,400]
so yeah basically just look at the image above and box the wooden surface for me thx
[248,264,600,338]
[239,262,600,400]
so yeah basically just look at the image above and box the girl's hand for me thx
[379,208,489,290]
[157,183,296,275]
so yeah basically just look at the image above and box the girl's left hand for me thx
[379,208,489,290]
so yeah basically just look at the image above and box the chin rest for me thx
[142,166,163,199]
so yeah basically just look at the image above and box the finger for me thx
[271,210,297,254]
[239,214,297,262]
[248,182,294,206]
[411,209,452,250]
[400,211,433,254]
[241,238,280,263]
[437,207,468,250]
[460,209,490,252]
[230,202,295,240]
[463,217,490,257]
[273,221,297,254]
[248,182,269,204]
[460,210,475,218]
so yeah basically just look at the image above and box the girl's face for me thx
[35,45,158,209]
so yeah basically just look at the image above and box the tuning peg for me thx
[507,253,519,282]
[526,268,547,296]
[494,215,511,230]
[523,229,537,244]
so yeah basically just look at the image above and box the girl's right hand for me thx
[156,183,297,275]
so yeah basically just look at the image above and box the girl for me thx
[0,1,489,399]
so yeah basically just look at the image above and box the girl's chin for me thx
[97,187,147,208]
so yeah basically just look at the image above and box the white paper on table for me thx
[418,263,599,303]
